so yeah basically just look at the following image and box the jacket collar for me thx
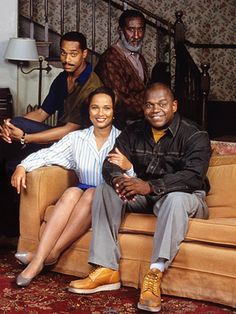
[143,112,180,141]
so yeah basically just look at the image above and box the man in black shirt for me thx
[68,83,212,313]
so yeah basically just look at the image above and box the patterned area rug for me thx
[0,249,235,313]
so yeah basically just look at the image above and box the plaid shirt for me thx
[103,113,212,202]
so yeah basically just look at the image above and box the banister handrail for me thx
[184,41,236,49]
[101,2,236,50]
[20,1,236,50]
[19,0,175,71]
[102,0,173,29]
[174,41,210,129]
[19,0,215,131]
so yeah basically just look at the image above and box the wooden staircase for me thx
[19,0,223,136]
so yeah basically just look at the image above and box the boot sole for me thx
[137,302,161,312]
[68,282,121,294]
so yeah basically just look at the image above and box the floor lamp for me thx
[4,37,52,107]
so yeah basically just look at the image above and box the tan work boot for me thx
[68,266,121,294]
[138,268,163,312]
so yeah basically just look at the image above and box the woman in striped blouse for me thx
[11,86,134,287]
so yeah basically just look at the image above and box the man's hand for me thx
[11,166,27,194]
[108,148,132,171]
[0,119,24,143]
[0,119,13,143]
[113,174,152,201]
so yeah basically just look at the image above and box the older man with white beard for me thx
[95,9,149,129]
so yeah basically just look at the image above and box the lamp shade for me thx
[4,37,39,61]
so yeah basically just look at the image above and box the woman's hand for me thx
[11,166,27,194]
[108,148,132,171]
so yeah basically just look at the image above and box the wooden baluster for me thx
[44,0,49,42]
[108,0,111,47]
[167,21,172,83]
[60,0,64,35]
[200,63,210,130]
[76,0,81,32]
[92,0,96,67]
[29,0,34,39]
[174,11,185,46]
[155,19,159,63]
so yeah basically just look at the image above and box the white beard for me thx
[120,31,143,52]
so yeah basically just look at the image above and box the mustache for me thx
[62,62,75,66]
[129,39,142,43]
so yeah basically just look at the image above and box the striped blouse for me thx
[20,125,122,186]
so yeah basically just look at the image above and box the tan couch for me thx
[17,154,236,308]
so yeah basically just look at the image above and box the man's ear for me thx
[173,100,178,112]
[82,49,88,59]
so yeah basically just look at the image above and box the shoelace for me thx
[143,271,161,295]
[89,265,103,277]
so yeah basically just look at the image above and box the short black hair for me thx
[118,9,146,29]
[145,82,174,101]
[88,86,116,108]
[60,31,87,50]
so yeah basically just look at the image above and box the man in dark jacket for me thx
[68,83,212,313]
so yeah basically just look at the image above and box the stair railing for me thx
[19,1,210,129]
[174,11,210,129]
[20,0,174,73]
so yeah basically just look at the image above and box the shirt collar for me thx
[144,113,180,139]
[75,62,93,85]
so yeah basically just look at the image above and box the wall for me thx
[134,0,236,101]
[19,0,236,102]
[17,61,62,116]
[0,1,62,117]
[0,0,18,115]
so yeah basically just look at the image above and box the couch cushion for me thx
[45,204,236,248]
[186,218,236,246]
[44,155,236,247]
[120,213,236,248]
[207,155,236,218]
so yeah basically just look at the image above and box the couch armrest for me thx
[19,166,77,241]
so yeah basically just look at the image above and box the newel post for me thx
[174,11,185,46]
[200,63,210,130]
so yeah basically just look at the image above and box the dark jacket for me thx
[102,113,212,203]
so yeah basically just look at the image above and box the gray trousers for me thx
[89,183,208,270]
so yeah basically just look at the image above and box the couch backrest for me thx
[207,155,236,219]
